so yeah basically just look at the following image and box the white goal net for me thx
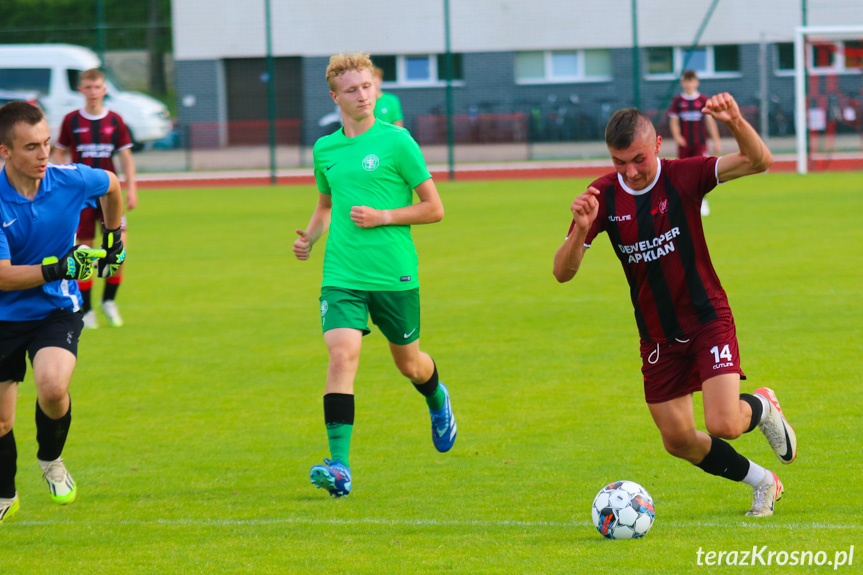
[794,26,863,174]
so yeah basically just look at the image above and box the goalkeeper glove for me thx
[97,226,125,278]
[42,245,106,282]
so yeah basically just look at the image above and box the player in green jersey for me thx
[372,66,404,127]
[294,52,456,498]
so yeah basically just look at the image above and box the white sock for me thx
[37,457,62,472]
[742,460,768,487]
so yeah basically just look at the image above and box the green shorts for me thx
[320,287,421,344]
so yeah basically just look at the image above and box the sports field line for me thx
[10,516,852,531]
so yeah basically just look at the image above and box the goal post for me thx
[795,26,863,174]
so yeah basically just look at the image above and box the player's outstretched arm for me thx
[0,247,105,291]
[703,93,772,182]
[294,193,332,260]
[0,259,46,290]
[553,187,600,283]
[350,178,444,228]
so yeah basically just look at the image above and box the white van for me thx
[0,44,171,145]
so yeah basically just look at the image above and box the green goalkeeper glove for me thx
[97,226,125,278]
[42,245,107,282]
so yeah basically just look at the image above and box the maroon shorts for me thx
[640,316,746,404]
[76,206,127,241]
[678,145,708,159]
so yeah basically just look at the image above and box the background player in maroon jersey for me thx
[668,70,721,216]
[53,69,137,328]
[554,93,797,517]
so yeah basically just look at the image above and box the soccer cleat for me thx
[0,493,19,524]
[82,309,98,329]
[700,198,711,216]
[746,470,783,517]
[310,458,352,497]
[754,387,797,464]
[430,382,457,453]
[101,300,124,327]
[39,458,77,504]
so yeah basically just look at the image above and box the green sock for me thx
[413,363,446,412]
[326,422,352,467]
[426,385,446,412]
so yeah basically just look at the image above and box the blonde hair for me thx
[326,52,374,92]
[79,68,105,85]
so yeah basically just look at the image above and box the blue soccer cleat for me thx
[430,382,457,452]
[310,459,352,497]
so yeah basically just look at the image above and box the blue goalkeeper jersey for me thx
[0,163,110,320]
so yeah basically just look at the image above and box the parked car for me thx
[0,44,171,147]
[0,88,42,109]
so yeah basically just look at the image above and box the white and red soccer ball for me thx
[591,480,655,539]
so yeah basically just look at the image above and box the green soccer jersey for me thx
[313,120,432,291]
[374,92,404,124]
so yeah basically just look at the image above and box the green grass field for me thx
[4,172,862,574]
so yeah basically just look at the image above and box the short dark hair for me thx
[0,101,44,147]
[605,108,653,150]
[681,69,698,81]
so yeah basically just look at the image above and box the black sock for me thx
[80,289,92,314]
[412,362,439,397]
[323,394,354,466]
[0,429,16,498]
[35,400,71,462]
[739,393,763,433]
[102,282,119,302]
[696,436,751,481]
[323,393,355,426]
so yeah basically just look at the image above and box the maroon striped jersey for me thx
[668,92,710,151]
[56,109,133,174]
[575,156,732,343]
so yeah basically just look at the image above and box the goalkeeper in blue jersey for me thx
[0,101,125,523]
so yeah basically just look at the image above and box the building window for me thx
[515,49,612,84]
[647,47,674,75]
[515,51,545,80]
[435,53,463,81]
[714,45,740,72]
[371,54,463,86]
[646,45,741,78]
[776,43,795,71]
[680,47,709,73]
[372,55,397,82]
[585,49,613,77]
[551,51,580,77]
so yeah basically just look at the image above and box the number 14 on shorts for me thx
[710,344,734,368]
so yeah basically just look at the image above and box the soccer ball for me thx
[591,480,655,540]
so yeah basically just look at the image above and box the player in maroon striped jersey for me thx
[53,69,137,329]
[668,70,721,216]
[554,94,797,517]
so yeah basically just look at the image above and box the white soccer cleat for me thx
[39,458,77,504]
[0,492,19,524]
[82,309,98,329]
[754,387,797,464]
[746,470,783,517]
[700,198,711,216]
[101,300,124,327]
